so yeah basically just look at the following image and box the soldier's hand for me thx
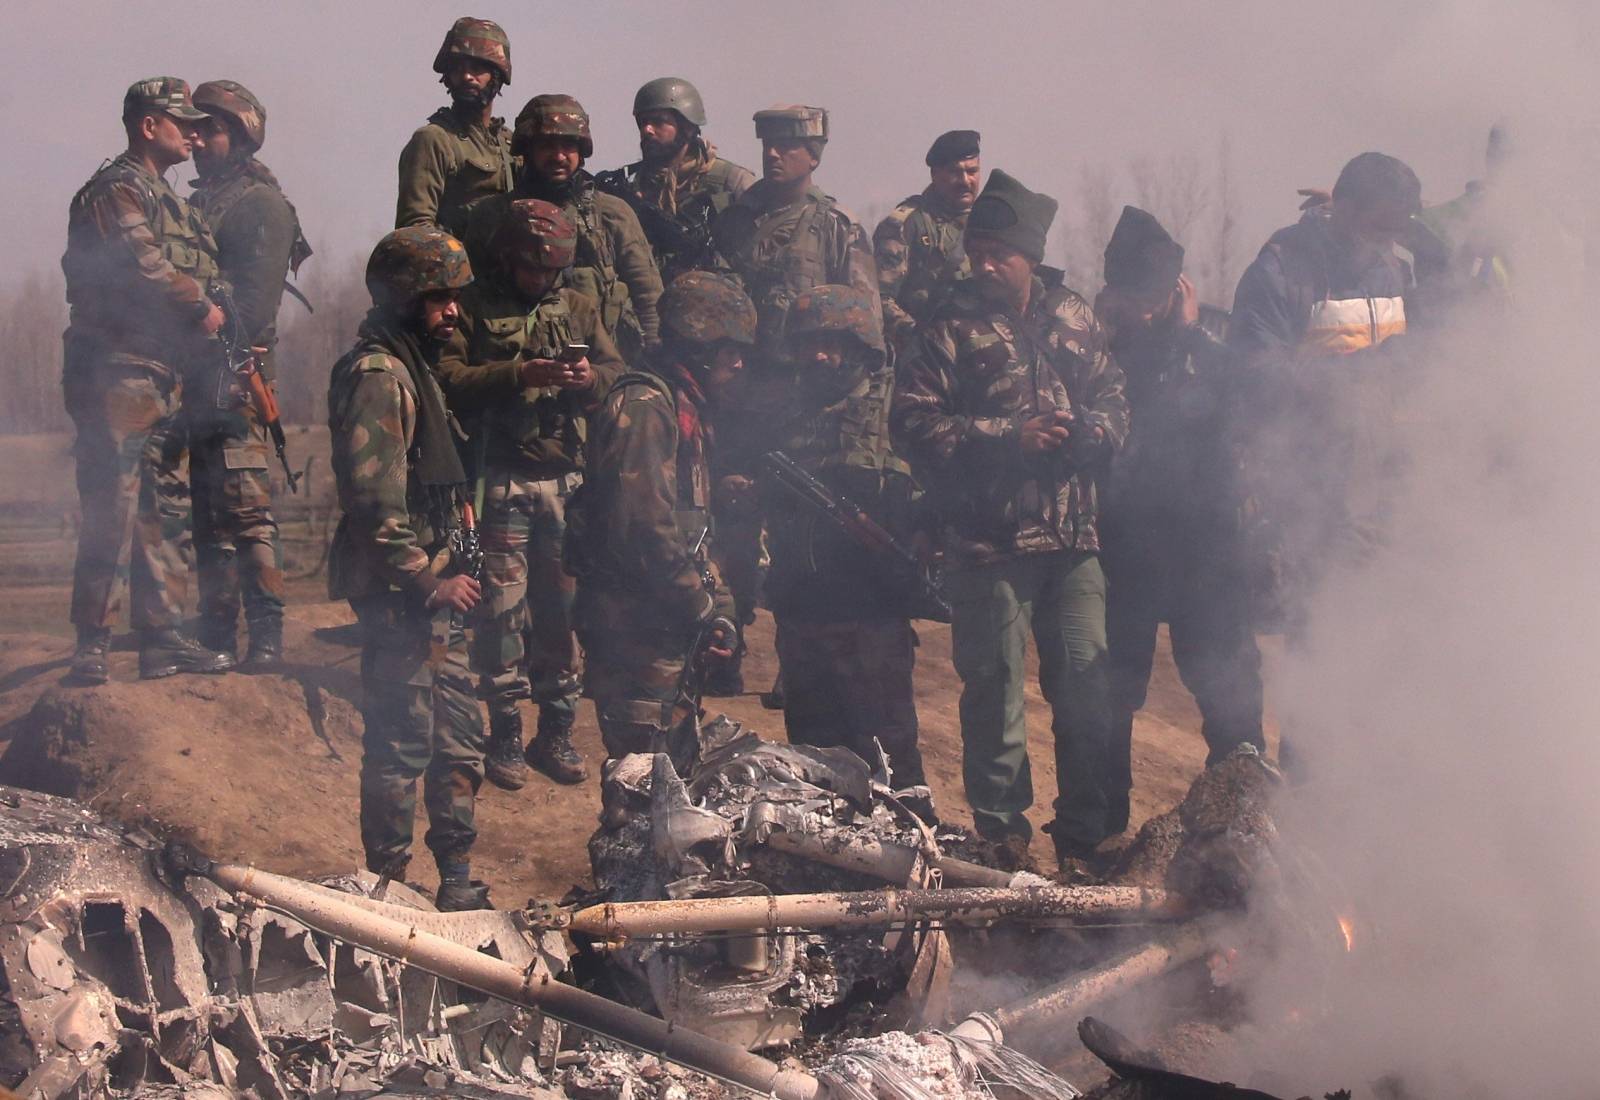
[1020,411,1072,454]
[428,574,482,614]
[559,356,594,390]
[700,616,738,661]
[199,303,226,336]
[519,357,570,388]
[717,475,756,512]
[1174,274,1200,328]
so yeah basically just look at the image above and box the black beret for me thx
[926,129,980,167]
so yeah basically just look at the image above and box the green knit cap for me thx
[965,169,1057,264]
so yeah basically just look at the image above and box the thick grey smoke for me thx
[1219,117,1600,1096]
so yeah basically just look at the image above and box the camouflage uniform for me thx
[436,263,624,739]
[874,188,970,351]
[395,19,516,239]
[465,95,663,360]
[711,108,880,665]
[327,228,483,881]
[892,267,1129,853]
[765,286,926,790]
[188,81,313,660]
[564,272,749,759]
[61,90,219,648]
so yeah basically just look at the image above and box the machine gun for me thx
[210,286,301,493]
[762,451,951,623]
[592,170,721,277]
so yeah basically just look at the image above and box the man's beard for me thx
[641,132,689,167]
[450,76,501,112]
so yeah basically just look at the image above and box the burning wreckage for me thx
[0,715,1354,1100]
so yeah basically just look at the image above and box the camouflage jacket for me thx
[436,280,624,477]
[190,157,311,379]
[595,147,755,281]
[396,107,515,240]
[463,172,662,357]
[565,362,731,631]
[764,362,921,621]
[714,180,879,358]
[326,334,454,603]
[62,153,219,367]
[891,276,1129,563]
[874,188,970,350]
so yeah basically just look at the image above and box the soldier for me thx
[327,226,490,911]
[61,77,236,684]
[1229,153,1420,776]
[763,285,928,798]
[593,77,755,281]
[563,273,748,761]
[463,94,662,361]
[1094,207,1264,835]
[710,104,880,693]
[435,199,625,790]
[396,17,515,239]
[188,79,313,671]
[874,129,980,351]
[891,170,1129,875]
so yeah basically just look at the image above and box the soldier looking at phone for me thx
[436,198,623,789]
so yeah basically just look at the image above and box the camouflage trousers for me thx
[469,468,580,722]
[774,616,926,789]
[187,400,285,638]
[352,591,485,873]
[575,586,692,760]
[66,353,190,634]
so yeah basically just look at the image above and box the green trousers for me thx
[948,550,1113,853]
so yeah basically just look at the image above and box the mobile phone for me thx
[558,342,589,362]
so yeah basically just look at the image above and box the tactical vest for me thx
[731,192,839,353]
[566,183,643,359]
[64,156,219,357]
[820,367,912,482]
[191,162,313,277]
[475,291,588,472]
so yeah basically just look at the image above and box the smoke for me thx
[1221,117,1600,1096]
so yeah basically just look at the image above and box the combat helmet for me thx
[633,77,707,129]
[785,284,885,364]
[365,226,474,310]
[432,17,511,84]
[192,80,267,151]
[513,94,593,158]
[491,199,578,271]
[659,271,757,348]
[753,105,828,145]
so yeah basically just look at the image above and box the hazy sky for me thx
[4,1,1595,286]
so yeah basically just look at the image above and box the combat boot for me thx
[435,879,493,911]
[239,617,284,674]
[68,628,111,686]
[526,709,588,785]
[196,616,238,662]
[139,628,236,679]
[483,705,529,791]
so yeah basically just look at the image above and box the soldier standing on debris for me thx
[1095,207,1263,834]
[396,17,515,239]
[436,200,624,791]
[764,285,929,799]
[188,79,313,672]
[563,273,747,761]
[874,129,980,352]
[711,105,880,695]
[1229,152,1420,775]
[61,78,237,684]
[464,95,662,361]
[594,78,755,283]
[892,170,1128,875]
[327,227,490,911]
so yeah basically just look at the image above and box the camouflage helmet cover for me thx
[785,284,885,360]
[633,77,707,129]
[513,93,593,158]
[433,17,512,83]
[754,105,828,144]
[365,226,474,309]
[659,271,757,348]
[192,79,266,151]
[492,198,578,271]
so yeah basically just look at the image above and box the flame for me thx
[1337,914,1356,952]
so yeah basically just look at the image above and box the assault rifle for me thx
[592,170,720,276]
[656,525,735,772]
[762,451,952,623]
[210,287,301,493]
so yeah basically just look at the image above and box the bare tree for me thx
[273,253,371,427]
[0,270,69,435]
[1058,160,1120,291]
